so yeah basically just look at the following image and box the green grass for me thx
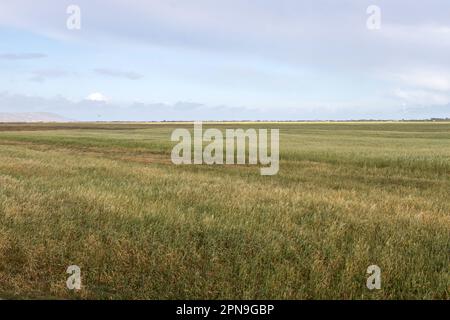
[0,122,448,299]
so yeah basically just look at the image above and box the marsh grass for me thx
[0,122,448,299]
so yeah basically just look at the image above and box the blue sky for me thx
[1,0,450,120]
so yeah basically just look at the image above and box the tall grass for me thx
[0,122,448,299]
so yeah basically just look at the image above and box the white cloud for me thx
[1,91,448,121]
[29,69,70,83]
[382,67,450,107]
[86,92,108,102]
[382,23,450,46]
[393,88,450,106]
[2,1,450,118]
[94,68,143,80]
[389,70,450,92]
[0,52,47,60]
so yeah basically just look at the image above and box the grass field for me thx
[0,121,448,299]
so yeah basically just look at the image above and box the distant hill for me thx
[0,112,71,122]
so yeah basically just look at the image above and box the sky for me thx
[1,0,450,120]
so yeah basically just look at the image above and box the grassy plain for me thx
[0,121,448,299]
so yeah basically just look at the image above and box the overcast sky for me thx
[1,0,450,120]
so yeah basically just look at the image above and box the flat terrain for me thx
[0,122,448,299]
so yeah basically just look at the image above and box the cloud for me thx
[4,1,450,70]
[2,1,450,117]
[0,112,71,122]
[382,66,450,107]
[389,70,450,92]
[29,69,70,82]
[94,68,143,80]
[0,53,47,60]
[1,92,448,121]
[392,89,450,106]
[86,92,109,102]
